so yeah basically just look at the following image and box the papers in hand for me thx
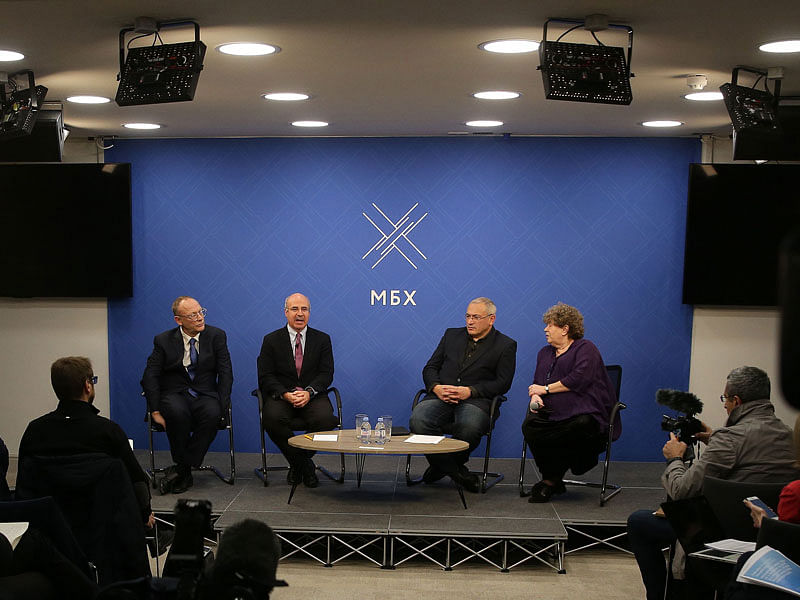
[0,522,29,550]
[706,539,757,553]
[737,545,800,597]
[403,434,445,444]
[312,434,338,442]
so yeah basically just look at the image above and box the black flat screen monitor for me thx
[0,163,132,297]
[683,163,800,306]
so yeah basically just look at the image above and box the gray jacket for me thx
[662,397,799,577]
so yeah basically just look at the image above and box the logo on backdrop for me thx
[361,202,428,270]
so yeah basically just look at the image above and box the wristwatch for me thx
[544,384,550,394]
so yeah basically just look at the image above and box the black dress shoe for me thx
[451,470,481,494]
[172,473,193,494]
[303,459,319,488]
[287,466,302,485]
[422,466,446,484]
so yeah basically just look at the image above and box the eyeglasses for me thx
[287,307,309,313]
[178,308,207,321]
[465,313,494,322]
[88,375,98,384]
[720,394,732,402]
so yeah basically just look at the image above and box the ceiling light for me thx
[684,91,723,101]
[465,120,503,127]
[67,95,111,104]
[641,120,683,128]
[759,40,800,53]
[292,120,328,127]
[123,122,162,130]
[263,92,309,101]
[478,39,539,54]
[0,50,24,61]
[217,42,280,56]
[473,91,520,100]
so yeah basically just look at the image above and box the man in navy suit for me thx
[410,297,517,493]
[257,293,337,487]
[141,296,233,493]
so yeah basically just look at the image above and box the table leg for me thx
[456,484,467,509]
[356,454,366,487]
[287,482,299,504]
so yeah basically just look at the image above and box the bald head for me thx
[284,293,310,332]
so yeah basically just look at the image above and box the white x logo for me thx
[362,202,428,269]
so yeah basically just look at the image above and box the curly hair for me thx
[542,302,584,339]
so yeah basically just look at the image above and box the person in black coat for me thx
[141,296,234,492]
[410,297,517,492]
[257,293,338,488]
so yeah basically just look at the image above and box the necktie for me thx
[188,338,198,381]
[295,332,303,377]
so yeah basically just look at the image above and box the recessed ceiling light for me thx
[67,95,111,104]
[123,123,162,130]
[292,120,328,127]
[759,40,800,53]
[263,92,310,101]
[217,43,280,56]
[684,91,723,101]
[465,120,503,127]
[0,49,24,61]
[473,91,520,100]
[478,39,539,54]
[641,120,683,128]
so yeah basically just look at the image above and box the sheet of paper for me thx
[403,434,445,444]
[312,434,338,442]
[706,539,757,553]
[0,522,29,550]
[358,445,385,449]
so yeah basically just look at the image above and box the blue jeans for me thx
[627,509,677,600]
[409,398,490,474]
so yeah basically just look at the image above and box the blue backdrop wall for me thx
[107,136,699,461]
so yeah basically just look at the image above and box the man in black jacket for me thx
[410,297,517,492]
[257,293,338,487]
[141,296,234,492]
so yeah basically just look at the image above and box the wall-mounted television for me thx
[683,163,800,306]
[0,163,132,297]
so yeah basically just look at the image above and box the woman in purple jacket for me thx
[522,302,619,503]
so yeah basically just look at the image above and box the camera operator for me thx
[627,366,800,600]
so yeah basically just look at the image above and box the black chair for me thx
[144,393,236,486]
[757,517,800,564]
[405,389,507,493]
[518,364,625,506]
[251,387,345,486]
[702,476,789,542]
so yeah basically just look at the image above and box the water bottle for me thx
[374,417,386,445]
[359,417,371,444]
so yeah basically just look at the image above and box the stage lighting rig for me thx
[539,15,633,105]
[720,65,800,161]
[0,70,48,141]
[115,17,206,106]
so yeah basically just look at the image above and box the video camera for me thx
[657,389,705,460]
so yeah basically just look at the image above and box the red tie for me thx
[295,332,303,377]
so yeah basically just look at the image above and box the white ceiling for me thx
[2,0,799,139]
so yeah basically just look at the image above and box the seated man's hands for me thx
[693,421,714,445]
[662,432,687,461]
[283,390,311,408]
[151,411,166,430]
[433,385,471,403]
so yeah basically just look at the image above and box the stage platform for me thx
[138,450,666,572]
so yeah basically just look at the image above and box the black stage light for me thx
[115,19,206,106]
[539,17,633,105]
[0,70,47,141]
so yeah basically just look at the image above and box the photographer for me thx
[627,366,800,600]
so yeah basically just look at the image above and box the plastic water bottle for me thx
[374,417,386,445]
[359,417,371,444]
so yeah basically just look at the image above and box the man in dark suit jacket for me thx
[257,292,338,488]
[409,297,517,493]
[141,296,233,493]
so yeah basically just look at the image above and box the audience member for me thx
[409,297,517,493]
[257,293,337,488]
[627,366,800,600]
[142,296,234,494]
[521,302,619,502]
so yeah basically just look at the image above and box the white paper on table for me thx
[403,434,445,444]
[705,539,757,553]
[358,445,385,449]
[312,434,338,442]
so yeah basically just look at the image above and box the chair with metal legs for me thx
[406,389,507,494]
[518,364,625,506]
[251,386,345,486]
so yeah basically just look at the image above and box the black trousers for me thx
[521,413,602,482]
[262,394,338,467]
[159,391,222,468]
